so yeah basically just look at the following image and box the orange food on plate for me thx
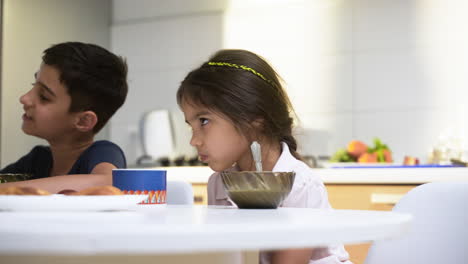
[0,186,51,195]
[73,185,123,196]
[0,186,123,196]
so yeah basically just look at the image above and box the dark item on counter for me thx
[173,156,186,166]
[450,159,468,167]
[157,157,171,166]
[187,156,206,166]
[0,173,33,183]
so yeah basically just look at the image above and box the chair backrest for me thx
[365,181,468,264]
[166,180,194,205]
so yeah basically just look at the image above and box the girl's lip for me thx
[198,154,208,162]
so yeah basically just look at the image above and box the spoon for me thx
[250,141,268,190]
[250,141,263,171]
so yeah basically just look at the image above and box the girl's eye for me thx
[200,118,209,126]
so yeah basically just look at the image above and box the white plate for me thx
[0,194,148,212]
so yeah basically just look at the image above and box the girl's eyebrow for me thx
[185,111,211,124]
[34,73,56,97]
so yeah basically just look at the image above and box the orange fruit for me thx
[358,152,378,163]
[347,140,368,158]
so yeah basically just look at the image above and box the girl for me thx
[177,49,352,264]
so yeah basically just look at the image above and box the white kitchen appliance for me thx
[138,109,175,164]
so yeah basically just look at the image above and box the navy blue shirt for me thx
[0,140,126,179]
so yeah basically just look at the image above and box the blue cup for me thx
[112,169,167,204]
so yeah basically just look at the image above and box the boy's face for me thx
[181,100,254,172]
[20,63,79,142]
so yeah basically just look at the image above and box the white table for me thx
[0,205,412,263]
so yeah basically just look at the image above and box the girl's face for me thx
[19,63,79,143]
[181,101,254,172]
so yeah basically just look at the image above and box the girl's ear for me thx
[252,118,265,130]
[247,118,265,141]
[75,111,98,132]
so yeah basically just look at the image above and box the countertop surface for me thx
[149,166,468,184]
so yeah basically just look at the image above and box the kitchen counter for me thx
[315,167,468,184]
[151,166,468,184]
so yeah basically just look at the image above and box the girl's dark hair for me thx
[42,42,128,133]
[177,49,301,159]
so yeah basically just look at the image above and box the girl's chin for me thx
[208,162,233,172]
[208,165,223,172]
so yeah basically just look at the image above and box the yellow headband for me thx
[207,61,277,87]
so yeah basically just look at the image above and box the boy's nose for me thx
[19,94,27,105]
[19,90,32,106]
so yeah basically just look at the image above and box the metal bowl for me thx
[220,171,295,209]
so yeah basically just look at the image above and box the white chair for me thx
[365,181,468,264]
[166,180,194,205]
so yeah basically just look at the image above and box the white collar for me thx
[272,142,300,172]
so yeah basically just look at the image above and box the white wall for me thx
[223,0,468,162]
[1,0,111,167]
[349,0,468,162]
[222,0,345,157]
[111,0,468,164]
[110,0,226,164]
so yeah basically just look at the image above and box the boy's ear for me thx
[75,111,98,132]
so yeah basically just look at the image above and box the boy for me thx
[0,42,128,193]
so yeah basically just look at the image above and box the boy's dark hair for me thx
[177,49,301,159]
[42,42,128,133]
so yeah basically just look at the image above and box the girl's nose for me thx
[190,133,202,147]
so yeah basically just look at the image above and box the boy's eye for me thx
[199,118,209,126]
[31,83,49,102]
[39,93,49,102]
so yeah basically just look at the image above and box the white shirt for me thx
[207,142,352,264]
